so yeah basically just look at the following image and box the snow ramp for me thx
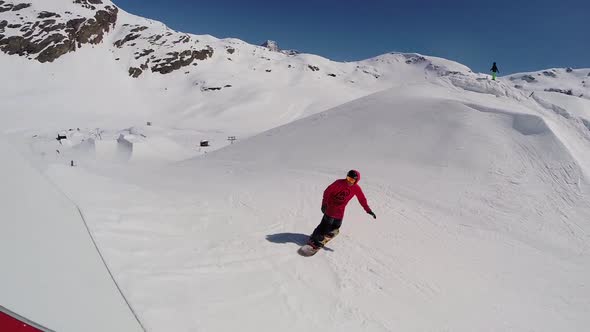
[0,138,143,332]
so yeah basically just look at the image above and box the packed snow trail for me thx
[41,84,590,332]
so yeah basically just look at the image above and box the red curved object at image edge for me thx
[0,311,42,332]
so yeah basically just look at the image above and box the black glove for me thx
[321,205,327,214]
[368,211,376,219]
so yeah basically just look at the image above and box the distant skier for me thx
[490,62,499,80]
[306,170,376,250]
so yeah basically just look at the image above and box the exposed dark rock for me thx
[308,65,319,72]
[224,84,232,88]
[135,48,154,59]
[149,34,163,43]
[140,63,148,70]
[0,6,118,63]
[12,3,31,11]
[0,32,66,62]
[130,26,148,33]
[77,8,118,45]
[7,24,22,28]
[40,20,66,35]
[327,73,336,77]
[151,46,213,74]
[201,86,222,91]
[128,67,143,78]
[265,69,271,72]
[37,39,74,63]
[544,88,573,95]
[22,22,39,37]
[403,54,427,64]
[542,70,557,78]
[261,40,279,52]
[193,46,213,60]
[362,70,380,79]
[0,1,4,5]
[0,20,7,32]
[40,19,57,27]
[566,67,573,73]
[38,11,61,19]
[172,35,190,44]
[226,47,235,54]
[73,0,98,10]
[0,4,12,13]
[114,33,140,48]
[65,18,85,33]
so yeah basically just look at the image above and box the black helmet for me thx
[347,170,358,180]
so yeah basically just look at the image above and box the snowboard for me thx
[298,229,339,257]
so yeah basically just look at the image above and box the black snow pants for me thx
[309,214,342,247]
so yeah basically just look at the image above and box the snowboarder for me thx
[490,62,499,80]
[306,170,376,251]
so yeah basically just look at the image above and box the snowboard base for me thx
[298,229,339,257]
[298,244,320,256]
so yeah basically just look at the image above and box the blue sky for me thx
[112,0,589,74]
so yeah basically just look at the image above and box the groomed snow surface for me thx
[1,1,590,331]
[4,82,590,331]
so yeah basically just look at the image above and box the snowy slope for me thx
[1,0,469,138]
[1,1,589,331]
[506,67,590,100]
[39,83,590,331]
[0,137,143,332]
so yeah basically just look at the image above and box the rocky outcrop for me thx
[76,8,118,45]
[260,39,298,55]
[73,0,103,10]
[12,3,30,11]
[261,40,279,52]
[0,5,118,63]
[38,11,61,19]
[510,75,537,83]
[151,47,213,74]
[128,67,142,78]
[403,54,427,64]
[0,2,31,12]
[114,33,141,48]
[544,88,573,95]
[135,49,154,59]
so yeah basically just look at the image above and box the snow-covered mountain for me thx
[1,1,590,332]
[0,0,475,135]
[507,67,590,100]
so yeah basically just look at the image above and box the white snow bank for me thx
[0,137,143,332]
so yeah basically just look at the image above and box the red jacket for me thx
[322,170,372,219]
